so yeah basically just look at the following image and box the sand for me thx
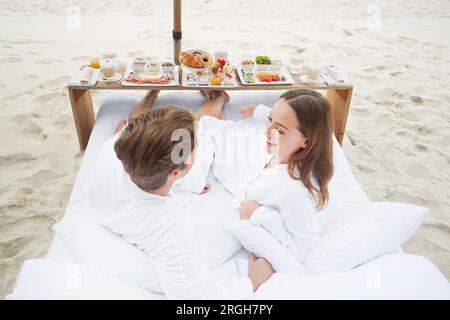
[0,0,449,298]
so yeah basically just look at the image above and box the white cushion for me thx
[306,202,428,274]
[6,259,163,300]
[53,209,163,294]
[252,254,450,300]
[53,201,242,294]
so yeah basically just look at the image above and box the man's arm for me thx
[139,211,253,299]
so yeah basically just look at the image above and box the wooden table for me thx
[68,65,353,151]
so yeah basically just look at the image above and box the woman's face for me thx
[265,98,308,161]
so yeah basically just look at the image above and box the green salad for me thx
[255,55,271,65]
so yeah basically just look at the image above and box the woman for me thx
[178,89,334,274]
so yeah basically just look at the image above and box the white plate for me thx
[97,72,123,82]
[181,67,238,88]
[121,66,180,87]
[236,65,295,86]
[179,49,213,74]
[299,74,325,84]
[68,68,100,86]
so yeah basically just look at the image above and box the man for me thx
[87,104,273,299]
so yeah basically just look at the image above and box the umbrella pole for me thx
[173,0,182,65]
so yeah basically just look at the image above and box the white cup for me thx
[289,55,304,74]
[100,59,117,79]
[304,65,321,81]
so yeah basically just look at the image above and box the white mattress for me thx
[8,90,450,300]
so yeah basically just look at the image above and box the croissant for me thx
[180,52,203,68]
[180,52,190,62]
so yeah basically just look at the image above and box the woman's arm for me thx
[249,206,290,246]
[241,183,321,264]
[240,201,290,246]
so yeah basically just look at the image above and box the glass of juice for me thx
[90,57,100,69]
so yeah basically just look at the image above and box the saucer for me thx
[299,74,321,84]
[98,72,122,82]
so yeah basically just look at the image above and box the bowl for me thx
[270,60,283,71]
[132,57,146,72]
[255,64,270,71]
[161,61,175,74]
[133,65,145,72]
[145,56,160,72]
[179,49,212,73]
[242,63,255,72]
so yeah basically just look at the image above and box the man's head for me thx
[114,106,195,192]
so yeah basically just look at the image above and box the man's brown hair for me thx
[114,106,195,191]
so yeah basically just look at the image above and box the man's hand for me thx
[248,253,274,292]
[239,200,261,220]
[239,104,257,118]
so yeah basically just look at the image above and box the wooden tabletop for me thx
[68,64,352,91]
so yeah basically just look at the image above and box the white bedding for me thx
[7,91,450,300]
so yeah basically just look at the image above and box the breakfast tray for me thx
[181,67,238,88]
[236,64,295,86]
[120,65,180,87]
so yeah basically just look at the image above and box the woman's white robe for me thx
[179,105,321,271]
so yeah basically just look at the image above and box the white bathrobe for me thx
[86,133,253,300]
[179,104,321,271]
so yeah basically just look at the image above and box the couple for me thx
[87,88,334,299]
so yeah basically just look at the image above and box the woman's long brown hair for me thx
[280,89,334,210]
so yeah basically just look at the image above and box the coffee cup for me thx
[304,65,321,81]
[100,59,117,80]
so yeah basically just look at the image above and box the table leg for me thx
[326,87,353,145]
[68,88,95,151]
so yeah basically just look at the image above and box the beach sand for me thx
[0,0,449,298]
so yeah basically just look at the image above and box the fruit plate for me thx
[236,64,295,86]
[181,67,238,88]
[120,65,180,87]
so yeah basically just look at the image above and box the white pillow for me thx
[306,201,428,274]
[6,259,163,300]
[53,211,163,294]
[53,209,241,293]
[227,220,305,275]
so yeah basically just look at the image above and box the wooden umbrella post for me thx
[173,0,182,65]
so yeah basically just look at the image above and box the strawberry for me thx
[217,58,226,66]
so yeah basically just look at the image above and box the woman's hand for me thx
[239,104,257,118]
[248,253,274,292]
[239,200,261,220]
[200,182,211,194]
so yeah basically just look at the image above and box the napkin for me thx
[321,66,351,86]
[68,67,99,86]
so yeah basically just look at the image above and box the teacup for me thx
[100,59,117,80]
[304,65,321,81]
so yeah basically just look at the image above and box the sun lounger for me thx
[6,91,449,299]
